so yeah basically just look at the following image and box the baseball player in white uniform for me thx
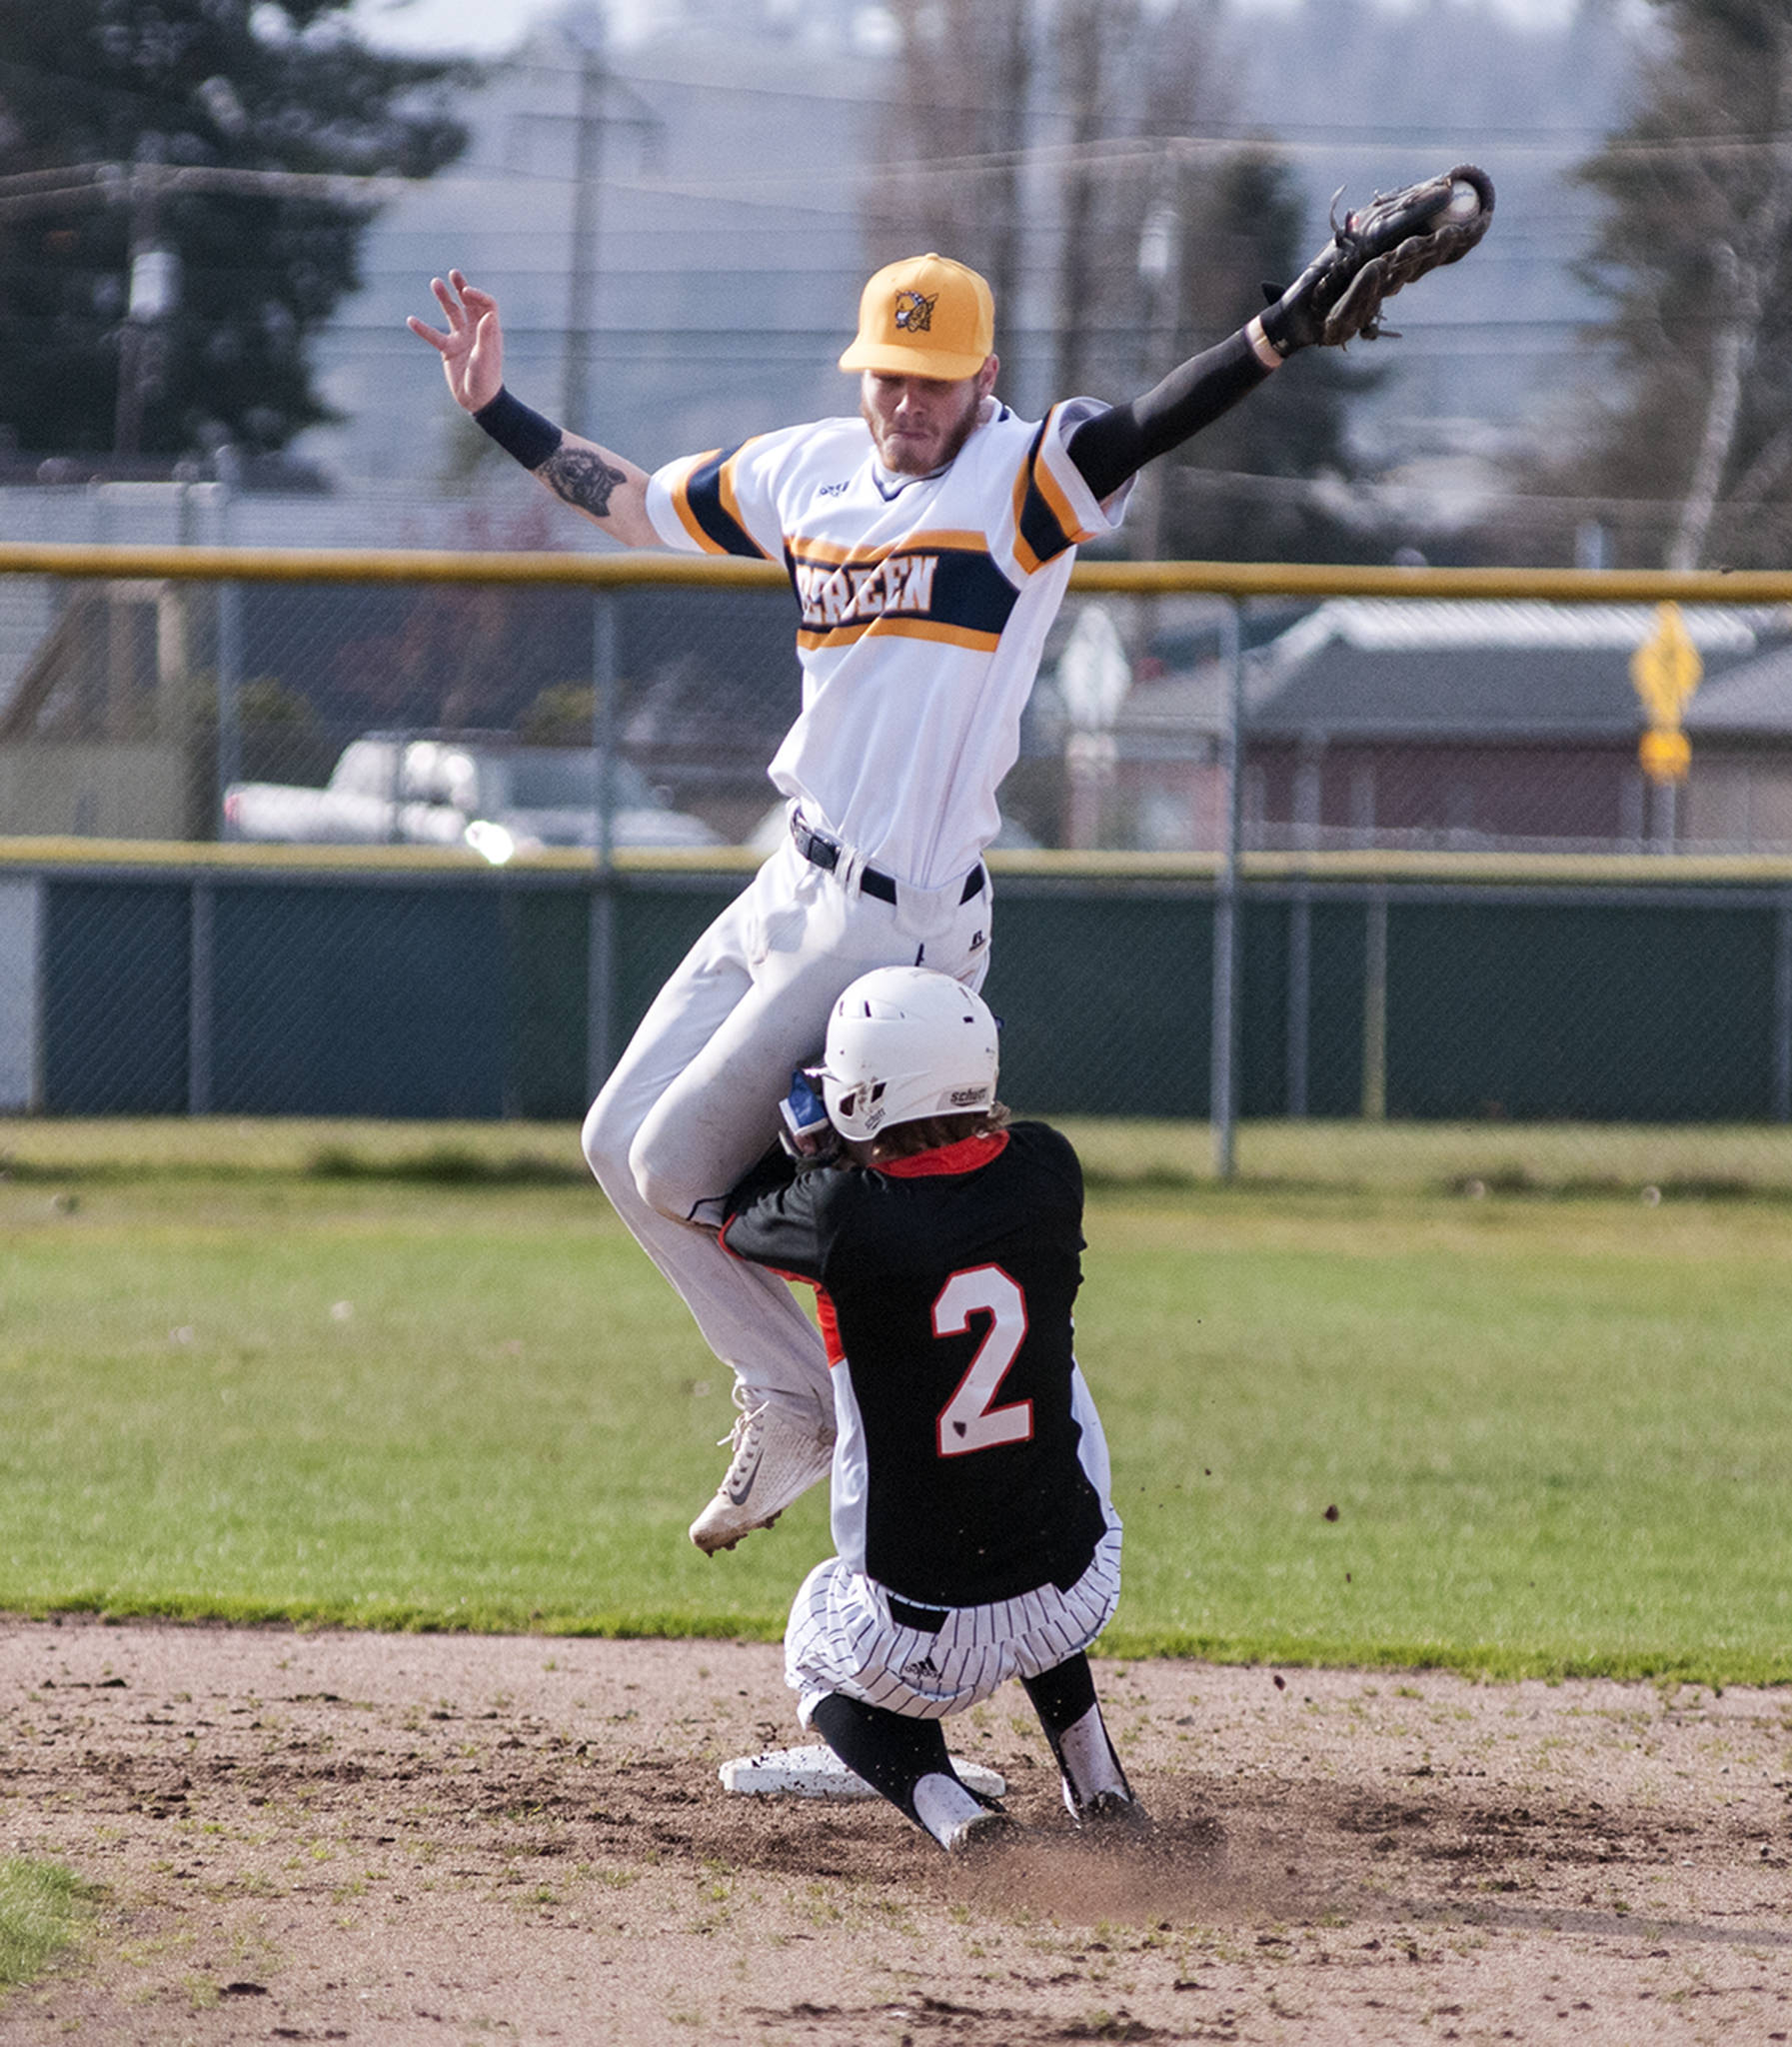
[720,967,1142,1853]
[409,240,1350,1553]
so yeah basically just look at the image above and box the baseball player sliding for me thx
[721,967,1141,1853]
[409,169,1490,1555]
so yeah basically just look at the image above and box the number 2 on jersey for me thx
[932,1264,1033,1458]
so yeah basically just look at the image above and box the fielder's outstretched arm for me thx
[1066,323,1283,503]
[407,270,660,549]
[1069,163,1494,502]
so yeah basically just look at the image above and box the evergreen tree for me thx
[1149,152,1381,565]
[1534,0,1792,569]
[0,0,469,461]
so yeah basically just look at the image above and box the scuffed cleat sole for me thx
[946,1808,1019,1858]
[689,1397,833,1555]
[690,1509,782,1556]
[1074,1789,1153,1835]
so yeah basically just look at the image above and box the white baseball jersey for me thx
[645,401,1130,893]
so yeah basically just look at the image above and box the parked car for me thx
[224,736,722,861]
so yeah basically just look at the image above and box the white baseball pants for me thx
[786,1522,1125,1724]
[581,824,991,1426]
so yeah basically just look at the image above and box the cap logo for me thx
[894,289,936,334]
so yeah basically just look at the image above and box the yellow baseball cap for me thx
[839,253,995,381]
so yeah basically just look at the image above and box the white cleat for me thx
[689,1389,834,1554]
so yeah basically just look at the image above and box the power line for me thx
[0,160,407,225]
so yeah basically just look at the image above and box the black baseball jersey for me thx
[721,1122,1110,1608]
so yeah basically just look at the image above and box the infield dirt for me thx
[2,1617,1789,2043]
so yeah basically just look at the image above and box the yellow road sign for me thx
[1631,603,1701,785]
[1630,603,1702,728]
[1639,728,1691,784]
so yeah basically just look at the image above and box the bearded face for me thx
[859,360,998,475]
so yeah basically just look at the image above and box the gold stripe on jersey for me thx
[796,614,1002,655]
[792,528,992,570]
[667,451,728,554]
[1010,409,1096,578]
[1032,444,1094,548]
[718,453,760,555]
[669,443,774,559]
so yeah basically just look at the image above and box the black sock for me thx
[1021,1653,1132,1805]
[810,1692,954,1829]
[1021,1651,1098,1735]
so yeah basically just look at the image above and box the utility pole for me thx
[555,45,659,434]
[562,49,605,433]
[1133,163,1182,566]
[114,142,180,457]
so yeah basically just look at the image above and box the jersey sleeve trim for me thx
[718,1225,847,1370]
[681,448,773,559]
[1010,402,1131,577]
[658,444,774,560]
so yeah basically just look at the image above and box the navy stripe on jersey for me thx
[788,544,1020,649]
[1013,418,1083,571]
[680,446,771,559]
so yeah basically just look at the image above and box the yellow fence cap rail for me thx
[6,540,1792,604]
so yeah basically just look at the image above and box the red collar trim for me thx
[878,1130,1010,1178]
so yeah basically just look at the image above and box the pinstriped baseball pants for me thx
[786,1520,1124,1725]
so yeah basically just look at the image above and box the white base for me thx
[719,1742,1006,1801]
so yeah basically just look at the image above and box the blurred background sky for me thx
[0,0,1656,566]
[299,0,1633,556]
[348,0,1585,57]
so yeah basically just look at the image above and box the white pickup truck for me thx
[223,736,722,861]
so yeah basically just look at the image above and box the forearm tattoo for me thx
[543,444,629,519]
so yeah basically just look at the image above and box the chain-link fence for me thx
[4,534,1792,1179]
[6,530,1792,862]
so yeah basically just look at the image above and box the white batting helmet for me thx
[813,967,998,1143]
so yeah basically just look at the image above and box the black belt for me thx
[792,814,984,908]
[888,1595,948,1633]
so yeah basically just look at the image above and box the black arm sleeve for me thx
[1066,327,1273,503]
[720,1152,843,1284]
[724,1143,799,1220]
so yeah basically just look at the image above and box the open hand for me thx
[407,269,504,413]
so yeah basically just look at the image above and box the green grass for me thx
[0,1859,91,1994]
[4,1116,1792,1682]
[8,1112,1792,1197]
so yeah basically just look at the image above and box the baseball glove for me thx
[1263,164,1494,353]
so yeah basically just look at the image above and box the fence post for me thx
[188,875,214,1114]
[1286,882,1311,1118]
[213,451,243,836]
[586,591,619,1105]
[1362,886,1388,1120]
[1210,599,1243,1179]
[1774,898,1792,1124]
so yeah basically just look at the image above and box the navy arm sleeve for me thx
[1066,327,1273,502]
